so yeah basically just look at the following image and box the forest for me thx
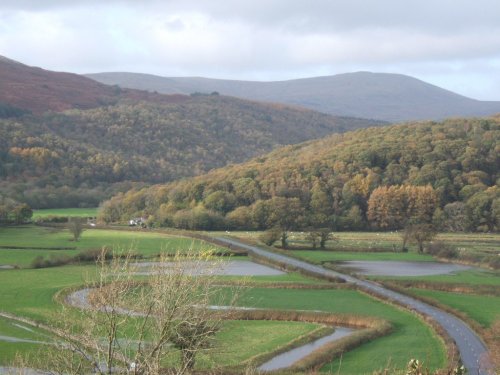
[0,96,382,208]
[98,117,500,233]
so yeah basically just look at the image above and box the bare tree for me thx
[21,248,239,374]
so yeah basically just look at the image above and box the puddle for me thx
[130,260,285,276]
[336,261,472,276]
[258,327,355,371]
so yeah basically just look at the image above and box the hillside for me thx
[0,95,383,208]
[99,117,500,232]
[87,71,500,122]
[0,55,188,115]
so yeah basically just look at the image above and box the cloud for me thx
[0,0,499,99]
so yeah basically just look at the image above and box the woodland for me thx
[98,117,499,233]
[0,96,382,209]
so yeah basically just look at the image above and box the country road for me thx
[215,237,492,375]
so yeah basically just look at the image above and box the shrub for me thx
[74,248,111,262]
[426,241,458,259]
[31,254,72,268]
[488,256,500,270]
[34,215,68,224]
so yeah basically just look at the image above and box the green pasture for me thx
[223,231,500,255]
[216,272,327,285]
[184,320,323,369]
[290,250,435,264]
[221,287,446,374]
[0,265,326,367]
[0,316,54,362]
[373,268,500,286]
[410,289,500,327]
[0,225,227,267]
[32,207,99,219]
[0,266,90,321]
[0,262,445,373]
[5,226,494,373]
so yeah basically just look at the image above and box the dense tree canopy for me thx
[0,194,32,225]
[0,96,382,208]
[99,117,500,232]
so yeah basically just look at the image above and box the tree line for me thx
[99,117,499,233]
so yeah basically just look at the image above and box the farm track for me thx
[214,237,493,375]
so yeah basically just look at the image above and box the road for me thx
[215,237,492,375]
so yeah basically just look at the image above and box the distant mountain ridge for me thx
[87,71,500,122]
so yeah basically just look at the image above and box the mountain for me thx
[0,55,188,115]
[99,116,500,232]
[87,71,500,122]
[0,95,383,208]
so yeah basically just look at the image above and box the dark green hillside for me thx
[0,96,381,208]
[100,117,499,232]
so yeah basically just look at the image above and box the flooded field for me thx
[130,260,286,276]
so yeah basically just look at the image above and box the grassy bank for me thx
[32,208,99,219]
[410,289,500,328]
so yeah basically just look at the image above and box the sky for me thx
[1,0,500,100]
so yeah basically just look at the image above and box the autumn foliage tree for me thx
[367,185,439,230]
[267,197,305,249]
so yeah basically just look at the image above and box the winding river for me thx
[64,259,360,372]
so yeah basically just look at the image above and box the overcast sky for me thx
[1,0,500,100]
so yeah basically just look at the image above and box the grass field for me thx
[0,259,446,374]
[32,208,99,218]
[0,315,55,363]
[290,250,435,264]
[3,226,481,373]
[223,231,500,255]
[0,264,329,367]
[410,289,500,328]
[0,313,322,369]
[223,287,446,374]
[195,320,323,369]
[0,225,227,267]
[372,268,500,286]
[216,272,328,285]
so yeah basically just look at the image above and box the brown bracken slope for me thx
[0,55,188,114]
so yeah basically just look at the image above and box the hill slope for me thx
[0,95,383,208]
[0,55,187,115]
[87,71,500,122]
[99,117,499,232]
